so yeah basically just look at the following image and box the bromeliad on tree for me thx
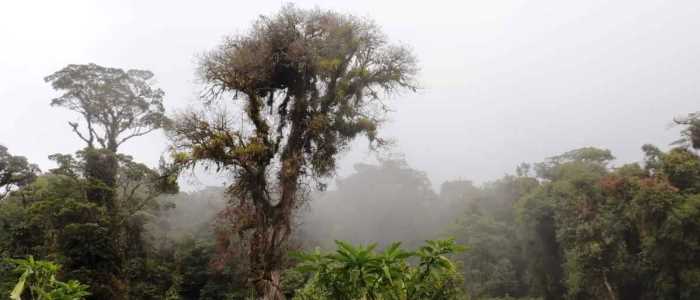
[170,5,418,299]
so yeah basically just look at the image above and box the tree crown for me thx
[45,63,169,151]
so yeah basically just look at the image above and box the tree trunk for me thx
[250,224,286,299]
[603,272,617,300]
[262,271,284,300]
[83,148,125,300]
[251,98,305,299]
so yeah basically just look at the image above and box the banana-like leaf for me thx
[10,270,29,300]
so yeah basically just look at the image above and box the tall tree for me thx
[171,5,417,298]
[45,63,169,152]
[45,63,171,300]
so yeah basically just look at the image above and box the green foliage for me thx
[170,236,249,300]
[7,256,90,300]
[0,148,180,299]
[658,148,700,193]
[292,238,465,300]
[45,63,170,151]
[673,112,700,149]
[450,143,700,299]
[449,176,538,299]
[0,145,40,200]
[6,53,700,300]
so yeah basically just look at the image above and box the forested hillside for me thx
[2,3,700,300]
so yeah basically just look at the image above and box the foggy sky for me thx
[1,0,698,190]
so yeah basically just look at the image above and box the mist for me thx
[2,1,700,299]
[2,0,698,189]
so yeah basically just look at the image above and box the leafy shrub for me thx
[292,238,466,299]
[7,256,90,300]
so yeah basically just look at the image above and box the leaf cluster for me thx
[7,256,90,300]
[292,238,465,300]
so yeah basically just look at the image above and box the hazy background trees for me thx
[4,116,700,299]
[2,2,700,300]
[299,159,445,249]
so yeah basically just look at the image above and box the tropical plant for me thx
[293,238,465,300]
[8,256,90,300]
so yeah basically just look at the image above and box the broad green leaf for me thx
[10,270,29,300]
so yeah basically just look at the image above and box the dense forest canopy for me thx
[2,2,700,300]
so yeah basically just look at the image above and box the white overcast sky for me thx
[1,0,699,189]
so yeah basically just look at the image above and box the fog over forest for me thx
[2,1,700,300]
[2,0,698,189]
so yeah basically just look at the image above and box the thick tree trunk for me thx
[249,95,305,299]
[248,167,299,299]
[263,271,284,300]
[250,224,286,299]
[85,148,118,209]
[83,148,125,300]
[254,262,284,300]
